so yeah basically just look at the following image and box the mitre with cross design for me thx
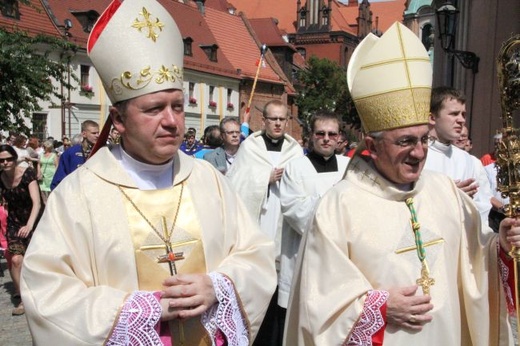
[347,22,433,133]
[87,0,184,104]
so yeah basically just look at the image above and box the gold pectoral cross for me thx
[396,238,442,295]
[416,261,435,295]
[160,217,187,345]
[161,217,183,276]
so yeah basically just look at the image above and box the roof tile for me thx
[204,7,283,83]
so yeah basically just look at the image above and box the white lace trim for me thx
[202,272,249,346]
[107,291,162,345]
[345,290,388,346]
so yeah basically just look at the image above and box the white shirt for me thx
[112,145,173,190]
[424,140,492,224]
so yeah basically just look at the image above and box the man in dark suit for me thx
[204,117,240,174]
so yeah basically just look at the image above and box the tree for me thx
[295,56,360,132]
[0,28,78,135]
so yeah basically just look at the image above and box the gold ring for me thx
[409,315,417,323]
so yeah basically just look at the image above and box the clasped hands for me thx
[386,285,433,332]
[270,168,284,184]
[159,273,217,321]
[455,178,478,198]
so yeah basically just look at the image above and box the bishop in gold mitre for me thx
[284,22,520,346]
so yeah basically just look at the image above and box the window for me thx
[32,113,47,140]
[189,82,195,98]
[188,82,197,104]
[299,9,307,28]
[1,0,20,19]
[71,10,100,33]
[183,37,193,56]
[421,24,434,51]
[226,88,234,109]
[209,86,215,102]
[200,44,218,62]
[227,88,232,104]
[208,86,217,108]
[80,65,91,88]
[321,7,330,26]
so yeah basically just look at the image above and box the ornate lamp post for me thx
[435,1,479,74]
[435,0,479,133]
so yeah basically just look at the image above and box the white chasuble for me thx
[285,155,513,346]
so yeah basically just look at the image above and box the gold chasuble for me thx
[120,184,210,346]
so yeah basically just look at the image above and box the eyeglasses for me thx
[264,117,287,123]
[382,135,431,148]
[0,157,15,163]
[314,131,339,140]
[224,131,241,135]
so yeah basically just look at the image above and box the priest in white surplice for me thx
[278,111,349,334]
[424,87,493,224]
[285,22,518,346]
[227,100,303,243]
[21,1,276,345]
[227,100,302,345]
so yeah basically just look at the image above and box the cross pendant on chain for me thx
[416,261,435,295]
[155,216,187,346]
[157,216,185,276]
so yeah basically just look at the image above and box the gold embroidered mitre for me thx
[87,0,183,104]
[347,22,432,132]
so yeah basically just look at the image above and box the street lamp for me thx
[435,1,479,73]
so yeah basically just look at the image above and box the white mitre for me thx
[347,22,432,132]
[87,0,183,104]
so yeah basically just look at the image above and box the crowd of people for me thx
[0,1,517,345]
[0,119,107,316]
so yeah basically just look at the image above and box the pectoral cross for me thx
[416,261,435,295]
[159,217,188,345]
[160,217,184,276]
[395,238,443,295]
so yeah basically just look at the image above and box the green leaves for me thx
[0,28,78,134]
[296,56,360,132]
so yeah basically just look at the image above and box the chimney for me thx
[196,0,206,15]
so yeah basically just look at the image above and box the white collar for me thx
[111,146,173,190]
[429,139,452,154]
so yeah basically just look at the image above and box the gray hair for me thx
[367,131,384,139]
[72,134,83,145]
[220,116,240,133]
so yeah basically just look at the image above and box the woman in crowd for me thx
[0,144,44,315]
[38,140,58,203]
[26,136,42,178]
[12,135,30,168]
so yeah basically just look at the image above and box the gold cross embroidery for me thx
[395,238,443,295]
[132,7,164,42]
[394,238,444,254]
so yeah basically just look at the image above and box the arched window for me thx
[299,8,307,28]
[421,23,434,51]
